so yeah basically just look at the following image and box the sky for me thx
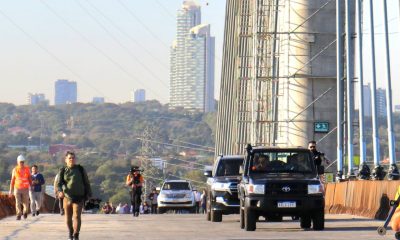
[0,0,399,106]
[0,0,226,105]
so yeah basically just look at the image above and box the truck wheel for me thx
[240,200,244,229]
[312,210,325,230]
[211,209,222,222]
[300,215,311,229]
[244,207,256,231]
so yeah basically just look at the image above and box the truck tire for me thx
[240,200,245,229]
[300,215,311,229]
[312,210,325,230]
[211,209,222,222]
[244,207,256,231]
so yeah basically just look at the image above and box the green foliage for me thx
[0,101,216,201]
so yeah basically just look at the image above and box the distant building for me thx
[170,1,215,112]
[27,93,48,105]
[55,79,77,105]
[150,157,166,170]
[362,84,387,117]
[395,105,400,112]
[92,97,105,104]
[132,89,146,102]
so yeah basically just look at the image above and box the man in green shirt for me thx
[57,151,92,240]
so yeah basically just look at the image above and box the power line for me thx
[164,162,204,171]
[117,0,171,49]
[136,137,215,153]
[154,0,176,20]
[0,8,108,100]
[84,0,169,71]
[74,0,169,89]
[168,157,209,167]
[40,0,167,101]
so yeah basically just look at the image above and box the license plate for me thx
[277,201,296,208]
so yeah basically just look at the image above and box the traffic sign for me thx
[314,122,329,133]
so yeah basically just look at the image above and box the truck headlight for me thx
[246,184,265,194]
[212,182,231,191]
[308,184,324,194]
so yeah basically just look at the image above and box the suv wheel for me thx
[244,207,256,231]
[312,210,325,230]
[300,215,311,229]
[240,200,244,229]
[211,209,222,222]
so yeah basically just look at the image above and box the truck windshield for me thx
[162,182,190,190]
[216,159,243,176]
[250,151,313,173]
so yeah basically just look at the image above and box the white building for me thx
[170,0,215,112]
[27,93,48,105]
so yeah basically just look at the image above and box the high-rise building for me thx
[132,89,146,102]
[362,83,387,117]
[170,0,215,112]
[363,84,372,117]
[27,93,48,105]
[55,80,77,105]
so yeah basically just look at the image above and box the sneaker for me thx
[16,216,21,220]
[32,213,36,217]
[36,211,40,216]
[60,211,65,216]
[23,213,27,219]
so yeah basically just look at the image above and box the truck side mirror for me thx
[239,165,244,175]
[317,166,325,175]
[204,170,212,177]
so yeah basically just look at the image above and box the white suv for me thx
[157,180,196,214]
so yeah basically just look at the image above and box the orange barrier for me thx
[325,180,400,220]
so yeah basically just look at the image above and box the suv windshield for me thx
[162,182,190,190]
[216,159,243,176]
[250,151,313,173]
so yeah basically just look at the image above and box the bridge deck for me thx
[0,213,394,240]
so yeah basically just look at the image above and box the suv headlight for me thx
[212,182,231,191]
[246,184,265,194]
[308,184,324,194]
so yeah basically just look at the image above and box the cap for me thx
[130,166,140,172]
[17,155,26,162]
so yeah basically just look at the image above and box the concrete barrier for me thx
[0,193,56,220]
[325,180,400,220]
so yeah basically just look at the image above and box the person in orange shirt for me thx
[9,155,32,220]
[126,166,144,217]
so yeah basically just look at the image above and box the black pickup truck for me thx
[238,145,325,231]
[204,155,244,222]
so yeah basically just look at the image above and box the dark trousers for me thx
[151,204,158,214]
[130,188,142,215]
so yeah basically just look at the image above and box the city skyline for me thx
[0,0,225,106]
[0,1,399,106]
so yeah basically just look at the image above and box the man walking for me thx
[29,164,45,216]
[57,151,92,240]
[9,155,32,220]
[148,188,158,214]
[126,166,144,217]
[308,140,329,167]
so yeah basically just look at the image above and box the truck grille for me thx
[266,182,307,195]
[166,193,186,198]
[229,183,238,193]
